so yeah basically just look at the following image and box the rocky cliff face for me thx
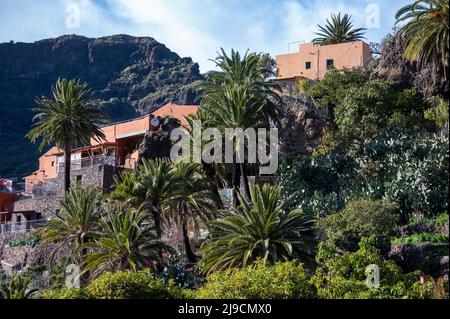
[0,34,203,178]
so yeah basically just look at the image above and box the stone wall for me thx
[0,231,70,275]
[14,196,61,220]
[32,164,121,198]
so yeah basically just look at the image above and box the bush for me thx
[391,233,449,245]
[42,288,89,299]
[85,270,193,299]
[8,233,41,247]
[278,127,449,221]
[196,260,316,299]
[318,199,398,251]
[313,237,433,299]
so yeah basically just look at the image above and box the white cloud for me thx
[0,0,413,72]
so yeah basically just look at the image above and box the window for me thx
[76,175,82,184]
[16,215,21,223]
[51,161,55,167]
[326,59,334,70]
[305,61,311,70]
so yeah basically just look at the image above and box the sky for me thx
[0,0,410,72]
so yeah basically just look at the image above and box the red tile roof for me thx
[152,103,199,127]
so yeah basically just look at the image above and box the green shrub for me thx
[8,233,41,247]
[42,288,89,299]
[196,260,316,299]
[318,199,398,251]
[391,233,449,245]
[278,117,449,222]
[424,97,449,127]
[85,270,193,299]
[433,212,449,227]
[313,237,431,299]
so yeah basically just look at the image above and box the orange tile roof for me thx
[152,103,198,127]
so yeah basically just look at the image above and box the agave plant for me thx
[396,0,449,78]
[313,13,366,46]
[0,274,38,299]
[82,208,173,277]
[199,184,316,274]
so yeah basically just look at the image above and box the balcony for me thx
[0,219,46,234]
[57,155,118,173]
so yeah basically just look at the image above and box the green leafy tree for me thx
[0,274,38,299]
[199,184,315,274]
[318,199,399,251]
[82,208,172,277]
[27,78,107,193]
[396,0,449,79]
[313,13,366,46]
[42,186,102,262]
[313,237,435,299]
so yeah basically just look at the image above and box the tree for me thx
[313,13,366,46]
[110,158,174,238]
[166,161,215,263]
[42,186,102,262]
[82,208,172,278]
[199,184,316,274]
[396,0,449,79]
[27,78,107,194]
[0,274,38,299]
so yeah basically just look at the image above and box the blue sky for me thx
[0,0,410,72]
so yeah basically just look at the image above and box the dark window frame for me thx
[326,59,334,70]
[305,61,312,70]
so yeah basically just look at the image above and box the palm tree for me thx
[0,274,38,299]
[313,13,366,46]
[110,158,174,238]
[166,161,215,263]
[27,78,107,194]
[82,208,172,277]
[200,50,281,203]
[395,0,449,79]
[42,186,102,262]
[199,184,316,274]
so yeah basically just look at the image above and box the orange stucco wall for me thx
[24,103,199,192]
[276,41,372,81]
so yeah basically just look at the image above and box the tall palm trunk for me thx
[63,141,72,195]
[181,207,197,263]
[203,163,223,209]
[240,162,250,200]
[151,204,162,239]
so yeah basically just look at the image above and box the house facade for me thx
[275,41,372,94]
[24,103,199,197]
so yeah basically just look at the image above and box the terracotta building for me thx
[275,41,372,94]
[23,103,198,196]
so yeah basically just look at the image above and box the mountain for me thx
[0,34,204,179]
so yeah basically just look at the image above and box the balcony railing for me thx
[57,155,117,173]
[0,219,46,234]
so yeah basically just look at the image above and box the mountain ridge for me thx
[0,34,204,179]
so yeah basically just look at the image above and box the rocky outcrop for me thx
[138,117,182,162]
[377,32,449,97]
[0,34,204,179]
[389,243,449,278]
[278,95,330,156]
